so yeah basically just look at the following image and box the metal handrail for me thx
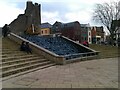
[64,52,98,57]
[64,51,100,60]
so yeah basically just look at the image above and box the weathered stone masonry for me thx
[9,1,41,35]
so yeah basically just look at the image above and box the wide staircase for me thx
[1,37,55,80]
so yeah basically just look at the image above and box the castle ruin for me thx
[9,1,41,35]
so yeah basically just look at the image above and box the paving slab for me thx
[2,58,118,88]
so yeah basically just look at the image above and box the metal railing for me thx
[64,51,100,60]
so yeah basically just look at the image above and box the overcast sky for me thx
[0,0,118,30]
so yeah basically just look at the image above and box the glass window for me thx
[45,30,47,33]
[89,38,91,42]
[82,37,84,40]
[41,31,43,34]
[89,32,91,36]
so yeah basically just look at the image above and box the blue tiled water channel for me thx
[21,35,95,60]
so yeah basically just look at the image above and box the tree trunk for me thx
[109,34,115,45]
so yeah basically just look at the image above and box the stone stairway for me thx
[1,38,55,80]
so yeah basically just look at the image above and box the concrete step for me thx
[2,54,36,62]
[2,48,18,51]
[1,61,54,78]
[1,58,48,71]
[3,53,40,59]
[0,56,44,66]
[2,63,55,81]
[1,52,32,57]
[2,50,25,54]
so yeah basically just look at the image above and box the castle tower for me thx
[9,1,41,35]
[25,1,41,34]
[25,1,33,27]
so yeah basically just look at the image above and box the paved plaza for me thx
[2,58,118,88]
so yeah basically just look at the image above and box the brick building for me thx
[52,21,81,41]
[39,22,52,35]
[80,24,92,44]
[52,21,105,44]
[91,26,105,44]
[51,21,62,34]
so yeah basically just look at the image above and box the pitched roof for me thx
[61,21,80,28]
[40,22,52,29]
[52,21,80,29]
[80,24,90,27]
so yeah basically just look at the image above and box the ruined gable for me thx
[9,1,41,35]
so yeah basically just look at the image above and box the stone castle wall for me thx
[9,1,41,35]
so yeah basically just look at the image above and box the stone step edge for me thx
[1,55,44,63]
[2,52,34,57]
[2,50,24,54]
[0,56,44,66]
[2,61,52,75]
[0,59,48,70]
[1,63,56,81]
[2,50,33,54]
[2,49,20,51]
[1,58,47,70]
[2,54,36,60]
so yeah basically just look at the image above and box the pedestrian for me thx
[2,24,10,37]
[25,42,32,54]
[86,41,89,47]
[20,41,26,51]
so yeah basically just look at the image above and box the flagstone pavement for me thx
[2,58,118,89]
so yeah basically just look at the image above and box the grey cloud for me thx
[41,2,70,22]
[41,2,70,14]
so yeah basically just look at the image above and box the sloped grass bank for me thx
[90,44,119,59]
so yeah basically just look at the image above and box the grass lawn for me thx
[90,44,119,59]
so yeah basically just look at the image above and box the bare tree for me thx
[93,1,120,44]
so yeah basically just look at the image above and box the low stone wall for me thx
[66,54,99,64]
[8,33,65,65]
[62,36,98,52]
